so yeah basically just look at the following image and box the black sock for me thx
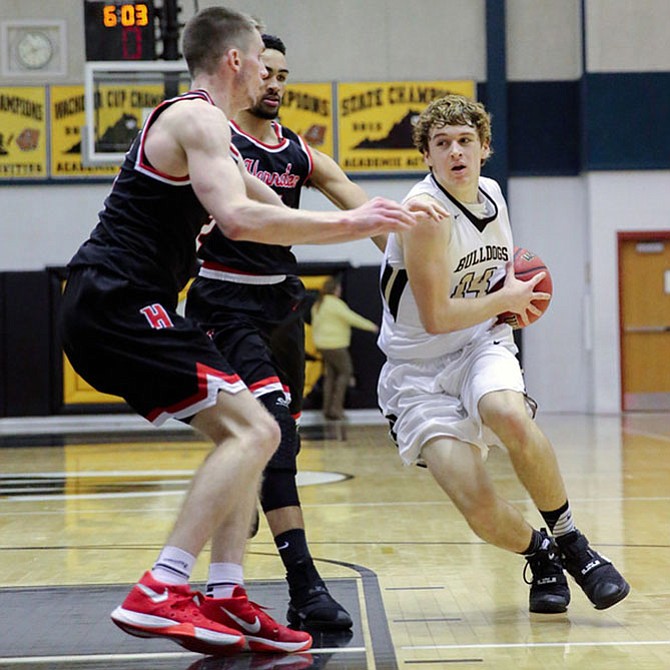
[521,528,545,556]
[275,528,310,567]
[275,528,321,589]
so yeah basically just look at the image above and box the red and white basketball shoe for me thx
[111,571,246,656]
[200,586,313,653]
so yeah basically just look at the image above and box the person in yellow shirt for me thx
[311,277,379,420]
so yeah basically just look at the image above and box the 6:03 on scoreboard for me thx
[84,0,156,61]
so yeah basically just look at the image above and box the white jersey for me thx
[378,173,514,360]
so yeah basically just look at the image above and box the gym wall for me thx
[1,0,669,415]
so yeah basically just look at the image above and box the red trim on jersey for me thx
[229,119,289,150]
[135,90,216,183]
[145,362,242,422]
[247,375,283,394]
[296,133,314,182]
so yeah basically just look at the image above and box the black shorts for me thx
[59,266,245,424]
[185,275,307,416]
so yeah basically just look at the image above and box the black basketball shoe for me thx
[556,530,630,610]
[286,558,353,630]
[524,529,571,613]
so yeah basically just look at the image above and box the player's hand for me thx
[501,262,550,325]
[349,196,418,235]
[404,198,449,223]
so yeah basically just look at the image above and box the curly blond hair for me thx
[412,94,492,162]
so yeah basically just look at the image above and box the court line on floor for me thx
[403,639,670,651]
[3,494,670,509]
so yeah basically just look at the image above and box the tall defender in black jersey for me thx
[58,7,424,657]
[377,94,629,615]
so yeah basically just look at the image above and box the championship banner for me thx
[0,87,48,179]
[337,81,476,173]
[51,85,120,178]
[87,81,186,160]
[279,83,334,158]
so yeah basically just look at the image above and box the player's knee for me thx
[258,391,299,469]
[263,413,283,453]
[260,468,300,512]
[480,393,531,445]
[246,408,281,463]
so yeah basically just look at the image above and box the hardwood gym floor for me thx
[0,410,668,669]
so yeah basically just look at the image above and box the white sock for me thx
[151,546,196,585]
[206,562,244,598]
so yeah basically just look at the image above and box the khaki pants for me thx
[318,347,353,419]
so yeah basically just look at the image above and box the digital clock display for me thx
[84,0,155,61]
[102,3,150,28]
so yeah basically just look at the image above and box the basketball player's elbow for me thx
[422,314,451,335]
[421,307,461,335]
[215,212,251,242]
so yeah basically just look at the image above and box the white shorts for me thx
[377,335,527,466]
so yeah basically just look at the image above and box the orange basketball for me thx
[495,247,553,329]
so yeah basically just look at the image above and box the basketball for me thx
[495,247,553,329]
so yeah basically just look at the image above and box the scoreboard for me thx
[84,0,156,60]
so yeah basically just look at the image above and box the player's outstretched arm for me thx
[307,148,447,249]
[309,147,368,210]
[170,103,417,245]
[309,147,389,250]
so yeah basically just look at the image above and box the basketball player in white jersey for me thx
[377,94,629,613]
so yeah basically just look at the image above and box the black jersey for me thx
[196,120,314,276]
[68,89,216,298]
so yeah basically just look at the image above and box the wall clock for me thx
[16,30,54,69]
[1,21,67,77]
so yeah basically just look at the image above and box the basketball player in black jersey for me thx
[186,34,445,631]
[58,7,426,657]
[185,34,362,631]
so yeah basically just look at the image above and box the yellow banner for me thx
[91,83,169,156]
[279,83,334,158]
[51,85,120,178]
[0,87,48,179]
[337,81,475,173]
